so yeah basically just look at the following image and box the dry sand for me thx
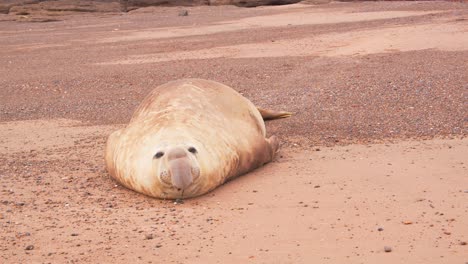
[0,1,467,263]
[1,120,466,263]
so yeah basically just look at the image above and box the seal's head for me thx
[152,144,201,196]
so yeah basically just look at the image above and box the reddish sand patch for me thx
[98,10,442,43]
[102,21,468,64]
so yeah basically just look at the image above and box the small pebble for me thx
[25,245,34,250]
[377,227,384,231]
[384,246,392,252]
[71,233,78,236]
[145,234,154,240]
[459,241,466,245]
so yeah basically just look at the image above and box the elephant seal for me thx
[105,79,291,199]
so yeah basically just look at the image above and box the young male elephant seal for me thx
[105,79,291,199]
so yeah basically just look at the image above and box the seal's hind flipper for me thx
[267,135,280,156]
[257,107,292,121]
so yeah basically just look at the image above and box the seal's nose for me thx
[167,148,192,190]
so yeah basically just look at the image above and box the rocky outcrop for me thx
[118,0,207,12]
[121,0,301,11]
[0,0,42,14]
[8,1,121,15]
[1,0,303,15]
[1,0,302,21]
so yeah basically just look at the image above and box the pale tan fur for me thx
[105,79,288,199]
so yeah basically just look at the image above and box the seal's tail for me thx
[257,107,292,121]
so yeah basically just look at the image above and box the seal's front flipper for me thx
[257,107,292,121]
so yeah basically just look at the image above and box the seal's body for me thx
[105,79,290,199]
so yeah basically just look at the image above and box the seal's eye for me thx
[154,152,164,159]
[188,147,197,154]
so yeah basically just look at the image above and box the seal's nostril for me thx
[188,147,197,154]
